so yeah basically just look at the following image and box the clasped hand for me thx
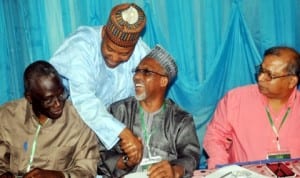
[119,128,143,167]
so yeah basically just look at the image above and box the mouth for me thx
[104,59,118,68]
[135,83,144,88]
[135,83,144,87]
[258,83,268,93]
[52,108,63,116]
[134,83,145,92]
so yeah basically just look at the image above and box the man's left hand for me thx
[23,168,64,178]
[148,160,184,178]
[119,127,143,165]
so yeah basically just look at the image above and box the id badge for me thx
[266,163,295,177]
[267,150,291,160]
[139,156,162,172]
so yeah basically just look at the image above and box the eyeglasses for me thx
[132,68,167,77]
[41,89,69,107]
[256,65,295,81]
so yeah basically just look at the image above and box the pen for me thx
[219,171,232,178]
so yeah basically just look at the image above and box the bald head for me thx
[263,46,300,79]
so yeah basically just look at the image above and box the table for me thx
[193,158,300,177]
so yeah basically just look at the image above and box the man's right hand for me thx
[23,168,64,178]
[119,127,143,165]
[0,172,14,178]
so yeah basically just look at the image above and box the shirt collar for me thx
[24,100,35,124]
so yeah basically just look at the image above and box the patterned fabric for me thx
[98,97,200,178]
[105,3,146,47]
[145,45,178,82]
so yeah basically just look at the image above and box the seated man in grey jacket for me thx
[0,61,100,178]
[98,45,200,178]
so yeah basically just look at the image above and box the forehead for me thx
[262,54,290,72]
[263,48,296,66]
[138,57,163,69]
[31,75,62,95]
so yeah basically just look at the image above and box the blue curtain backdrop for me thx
[1,0,300,168]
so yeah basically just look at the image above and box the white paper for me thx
[205,165,269,178]
[124,171,148,178]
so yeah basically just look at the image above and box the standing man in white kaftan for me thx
[50,3,150,167]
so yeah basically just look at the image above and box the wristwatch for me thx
[122,155,130,168]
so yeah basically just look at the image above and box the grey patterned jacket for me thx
[98,97,200,178]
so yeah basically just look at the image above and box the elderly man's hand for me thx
[148,160,184,178]
[119,128,143,165]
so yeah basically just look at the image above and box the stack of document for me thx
[124,172,148,178]
[205,165,269,178]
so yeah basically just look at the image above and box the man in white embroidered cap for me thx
[98,45,200,178]
[50,3,150,171]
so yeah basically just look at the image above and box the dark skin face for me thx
[132,58,184,178]
[133,57,168,111]
[26,74,66,121]
[101,28,135,68]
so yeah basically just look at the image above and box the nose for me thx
[257,72,268,82]
[109,53,128,63]
[52,97,62,107]
[133,72,139,80]
[133,70,144,81]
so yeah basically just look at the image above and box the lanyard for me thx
[265,107,290,151]
[26,119,48,172]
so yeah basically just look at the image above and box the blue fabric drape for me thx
[1,0,300,168]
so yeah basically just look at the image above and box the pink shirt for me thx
[203,84,300,169]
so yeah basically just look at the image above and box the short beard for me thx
[135,92,147,101]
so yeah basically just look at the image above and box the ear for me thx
[25,93,32,104]
[160,77,168,87]
[289,76,298,88]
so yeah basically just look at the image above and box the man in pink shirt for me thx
[203,46,300,169]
